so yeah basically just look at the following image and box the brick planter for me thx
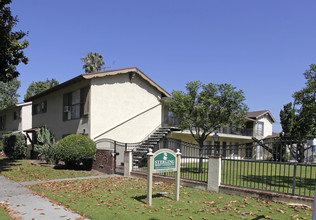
[92,149,114,174]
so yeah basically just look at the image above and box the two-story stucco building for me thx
[25,67,170,145]
[0,102,33,157]
[22,66,276,162]
[164,110,276,159]
[0,102,32,138]
[167,110,276,144]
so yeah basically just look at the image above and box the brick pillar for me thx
[92,149,115,174]
[207,156,222,192]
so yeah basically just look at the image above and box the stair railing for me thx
[141,123,163,143]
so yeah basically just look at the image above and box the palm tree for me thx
[80,52,105,73]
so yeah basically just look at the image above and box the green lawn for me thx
[29,176,313,220]
[222,160,316,197]
[0,156,97,182]
[0,205,13,220]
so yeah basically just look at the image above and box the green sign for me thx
[153,149,176,173]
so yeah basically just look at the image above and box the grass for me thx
[222,160,316,197]
[0,156,97,182]
[0,205,13,220]
[29,176,313,220]
[137,160,316,197]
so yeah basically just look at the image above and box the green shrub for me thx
[3,132,27,159]
[0,140,3,151]
[55,134,96,169]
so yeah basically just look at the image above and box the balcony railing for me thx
[216,127,253,137]
[163,115,253,137]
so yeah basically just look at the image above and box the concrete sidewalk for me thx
[0,174,119,219]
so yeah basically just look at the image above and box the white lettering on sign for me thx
[154,160,175,165]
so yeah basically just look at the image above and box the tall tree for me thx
[280,64,316,137]
[80,52,105,73]
[0,0,29,82]
[24,78,59,100]
[280,64,316,162]
[166,81,249,172]
[0,77,20,110]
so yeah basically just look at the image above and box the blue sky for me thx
[10,0,316,132]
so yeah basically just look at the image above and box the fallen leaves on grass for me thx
[27,177,313,220]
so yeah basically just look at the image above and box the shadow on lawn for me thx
[0,158,21,173]
[53,164,92,171]
[241,174,316,190]
[132,193,172,204]
[181,166,207,174]
[251,215,266,219]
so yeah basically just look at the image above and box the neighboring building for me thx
[163,110,276,159]
[0,102,32,139]
[0,102,33,157]
[166,110,276,145]
[24,67,170,146]
[246,110,276,139]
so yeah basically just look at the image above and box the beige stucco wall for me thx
[0,109,19,139]
[21,103,32,132]
[90,73,163,143]
[3,108,21,134]
[32,81,90,141]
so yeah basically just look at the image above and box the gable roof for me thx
[247,110,276,123]
[25,67,170,102]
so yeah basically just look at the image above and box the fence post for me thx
[124,150,133,177]
[207,156,222,192]
[114,141,117,172]
[175,149,181,201]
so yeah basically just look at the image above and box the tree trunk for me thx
[198,141,204,173]
[296,144,305,163]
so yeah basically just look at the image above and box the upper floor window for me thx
[257,121,264,136]
[63,87,89,121]
[13,110,21,120]
[0,115,5,130]
[32,101,47,115]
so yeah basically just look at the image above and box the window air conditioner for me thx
[64,106,71,112]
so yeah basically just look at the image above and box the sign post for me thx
[147,149,154,206]
[147,148,181,206]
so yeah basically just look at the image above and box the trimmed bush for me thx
[3,132,27,159]
[55,134,96,169]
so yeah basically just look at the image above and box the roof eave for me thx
[25,67,170,102]
[24,75,86,102]
[83,67,170,97]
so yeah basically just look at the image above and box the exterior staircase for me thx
[132,127,175,168]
